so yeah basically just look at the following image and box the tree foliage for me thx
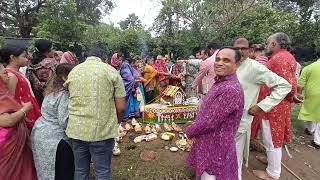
[216,4,299,45]
[82,24,155,58]
[75,0,114,24]
[152,0,258,45]
[82,23,121,50]
[36,0,87,49]
[0,0,47,37]
[119,13,142,30]
[0,0,114,37]
[152,0,320,57]
[269,0,320,47]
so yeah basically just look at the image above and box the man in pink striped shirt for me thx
[192,42,221,95]
[249,44,269,65]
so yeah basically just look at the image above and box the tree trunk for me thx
[19,26,32,38]
[18,15,34,38]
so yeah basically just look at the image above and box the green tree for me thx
[82,24,155,57]
[216,4,299,45]
[0,0,114,37]
[153,0,258,45]
[119,28,155,57]
[270,0,320,47]
[0,0,47,37]
[81,23,122,51]
[36,0,87,49]
[119,13,142,30]
[75,0,114,24]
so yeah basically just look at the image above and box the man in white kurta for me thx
[233,38,292,180]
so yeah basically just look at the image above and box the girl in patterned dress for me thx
[31,63,75,180]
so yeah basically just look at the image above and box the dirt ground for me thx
[244,134,320,180]
[107,129,319,180]
[90,105,320,180]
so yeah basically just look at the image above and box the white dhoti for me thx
[303,121,320,145]
[262,119,282,179]
[304,121,316,132]
[201,172,216,180]
[236,133,246,180]
[313,122,320,145]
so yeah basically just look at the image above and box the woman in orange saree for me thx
[0,64,37,180]
[143,56,161,104]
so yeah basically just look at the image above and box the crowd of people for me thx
[0,31,319,180]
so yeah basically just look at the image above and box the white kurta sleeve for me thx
[254,63,292,112]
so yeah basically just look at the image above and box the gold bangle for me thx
[20,109,27,117]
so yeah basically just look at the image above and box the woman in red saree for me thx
[1,45,41,130]
[0,64,38,180]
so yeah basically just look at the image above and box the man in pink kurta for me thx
[192,42,221,94]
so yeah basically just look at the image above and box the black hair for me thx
[200,48,210,55]
[250,44,265,51]
[144,55,154,64]
[32,39,53,64]
[127,58,136,64]
[88,42,107,60]
[217,46,242,62]
[207,41,221,50]
[35,39,52,53]
[44,63,74,96]
[0,45,27,66]
[68,45,75,53]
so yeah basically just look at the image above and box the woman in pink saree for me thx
[111,53,123,70]
[60,50,78,65]
[153,57,171,93]
[0,64,37,180]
